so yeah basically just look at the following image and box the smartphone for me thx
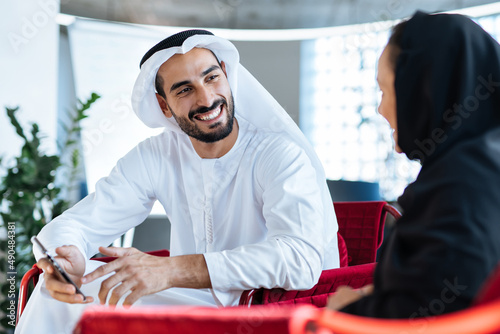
[31,236,87,301]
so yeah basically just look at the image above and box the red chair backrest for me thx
[338,233,349,268]
[238,202,400,306]
[334,201,400,266]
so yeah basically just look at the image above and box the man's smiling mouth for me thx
[194,104,222,121]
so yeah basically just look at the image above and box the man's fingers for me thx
[123,290,143,306]
[98,246,137,257]
[97,270,127,304]
[84,247,141,283]
[83,260,119,284]
[108,280,136,306]
[50,290,94,304]
[98,246,122,257]
[36,258,53,273]
[43,264,94,304]
[54,245,75,257]
[45,275,76,295]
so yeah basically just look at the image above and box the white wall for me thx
[66,19,165,208]
[233,40,301,125]
[0,0,59,163]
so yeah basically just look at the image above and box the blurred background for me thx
[2,0,500,251]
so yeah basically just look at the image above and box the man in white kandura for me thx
[15,29,339,333]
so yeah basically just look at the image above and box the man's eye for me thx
[177,88,191,95]
[207,75,218,81]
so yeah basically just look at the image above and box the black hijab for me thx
[341,11,500,318]
[395,11,500,163]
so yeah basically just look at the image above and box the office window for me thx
[301,11,500,200]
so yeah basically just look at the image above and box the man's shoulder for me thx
[135,130,187,151]
[122,130,191,167]
[254,128,302,153]
[242,119,297,148]
[243,125,307,166]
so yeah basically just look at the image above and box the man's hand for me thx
[82,246,211,306]
[327,284,374,310]
[36,245,93,304]
[82,246,170,306]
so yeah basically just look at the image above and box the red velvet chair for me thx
[17,201,400,322]
[70,263,500,334]
[72,300,500,334]
[239,201,401,306]
[73,304,298,334]
[289,262,500,334]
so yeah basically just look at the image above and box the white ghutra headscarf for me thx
[132,30,296,136]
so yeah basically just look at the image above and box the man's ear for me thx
[156,93,172,118]
[220,61,228,77]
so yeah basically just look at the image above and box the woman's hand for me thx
[327,284,374,310]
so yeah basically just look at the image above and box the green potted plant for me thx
[0,93,100,332]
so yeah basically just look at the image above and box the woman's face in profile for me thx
[377,45,402,153]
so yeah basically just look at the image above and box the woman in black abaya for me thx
[328,11,500,318]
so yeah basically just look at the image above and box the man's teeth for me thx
[197,106,221,121]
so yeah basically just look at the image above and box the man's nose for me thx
[196,86,214,107]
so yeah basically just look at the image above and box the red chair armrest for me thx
[17,265,43,325]
[239,263,376,307]
[94,249,170,263]
[74,305,294,334]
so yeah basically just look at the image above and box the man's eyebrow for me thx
[170,80,190,93]
[169,65,221,93]
[201,65,221,77]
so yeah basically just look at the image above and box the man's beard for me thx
[169,95,235,143]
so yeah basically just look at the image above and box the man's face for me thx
[156,48,235,143]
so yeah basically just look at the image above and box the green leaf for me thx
[6,107,28,142]
[1,94,100,301]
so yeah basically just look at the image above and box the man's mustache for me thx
[189,98,227,119]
